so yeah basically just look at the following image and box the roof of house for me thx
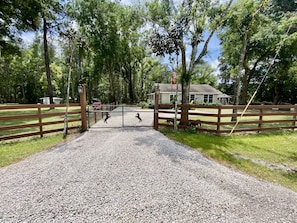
[218,93,231,98]
[154,83,229,96]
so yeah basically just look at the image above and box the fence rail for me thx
[2,101,296,141]
[157,104,297,134]
[0,104,82,141]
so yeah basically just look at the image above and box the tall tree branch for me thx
[194,0,234,68]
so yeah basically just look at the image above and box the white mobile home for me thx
[40,97,63,104]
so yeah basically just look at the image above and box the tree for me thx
[191,61,217,87]
[147,0,233,124]
[0,0,42,103]
[70,0,121,103]
[0,42,44,103]
[221,0,268,107]
[117,6,146,103]
[69,0,147,104]
[271,0,297,13]
[138,57,169,101]
[260,15,297,104]
[59,28,77,137]
[40,0,65,106]
[218,0,297,105]
[0,0,41,56]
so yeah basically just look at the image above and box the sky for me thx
[200,34,221,73]
[22,32,36,45]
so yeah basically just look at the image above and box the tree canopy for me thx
[1,0,297,106]
[218,0,297,105]
[0,0,41,56]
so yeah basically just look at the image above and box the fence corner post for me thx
[80,84,87,132]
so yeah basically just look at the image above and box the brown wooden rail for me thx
[156,104,297,134]
[0,103,82,141]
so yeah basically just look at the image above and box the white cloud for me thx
[21,31,36,45]
[210,59,219,68]
[209,59,220,75]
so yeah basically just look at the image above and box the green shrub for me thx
[196,101,222,106]
[139,101,150,108]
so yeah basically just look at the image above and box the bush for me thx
[139,101,152,109]
[196,101,222,106]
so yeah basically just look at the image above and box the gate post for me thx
[79,84,87,132]
[154,85,160,130]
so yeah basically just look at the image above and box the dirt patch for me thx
[233,153,297,173]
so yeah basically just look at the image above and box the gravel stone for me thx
[0,107,297,222]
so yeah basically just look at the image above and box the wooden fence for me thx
[0,104,83,141]
[0,84,88,141]
[2,101,296,141]
[156,104,297,134]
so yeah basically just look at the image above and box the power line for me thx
[229,19,294,135]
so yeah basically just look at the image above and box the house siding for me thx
[148,84,230,104]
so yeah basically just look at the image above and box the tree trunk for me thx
[140,62,145,101]
[63,45,73,138]
[235,30,248,105]
[232,29,249,121]
[241,70,249,104]
[180,44,188,104]
[108,61,116,103]
[241,58,261,104]
[128,68,134,103]
[43,18,54,106]
[273,86,281,105]
[180,43,189,126]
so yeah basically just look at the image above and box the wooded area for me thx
[0,0,296,106]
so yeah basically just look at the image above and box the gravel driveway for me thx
[0,107,297,222]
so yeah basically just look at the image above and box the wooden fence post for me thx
[217,106,221,133]
[258,108,263,132]
[80,84,87,132]
[94,110,97,124]
[37,104,43,138]
[154,86,159,130]
[292,105,297,130]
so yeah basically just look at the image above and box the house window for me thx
[204,95,214,103]
[170,94,176,103]
[189,94,195,103]
[204,95,208,103]
[209,95,213,103]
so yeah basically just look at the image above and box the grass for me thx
[0,105,83,167]
[161,128,297,192]
[0,105,98,168]
[0,133,79,168]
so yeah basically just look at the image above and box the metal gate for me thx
[87,105,154,128]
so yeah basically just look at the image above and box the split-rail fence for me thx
[155,104,297,134]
